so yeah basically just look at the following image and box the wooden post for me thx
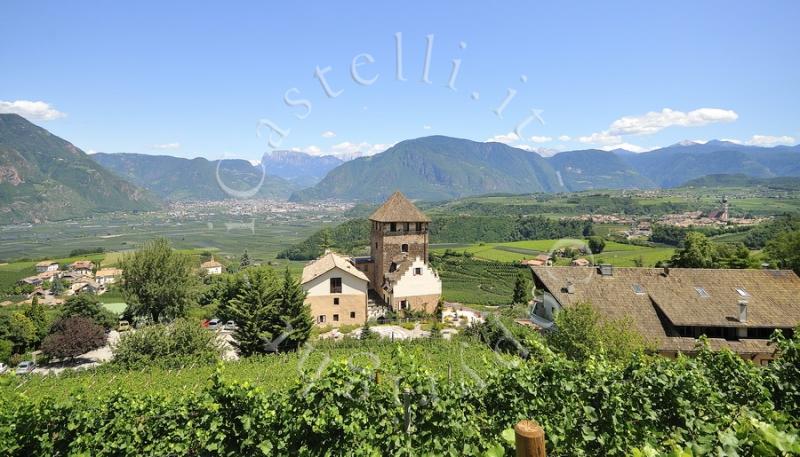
[514,420,546,457]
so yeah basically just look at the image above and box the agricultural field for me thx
[432,239,675,267]
[431,255,527,305]
[0,339,503,401]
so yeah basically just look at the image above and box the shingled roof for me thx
[530,266,800,354]
[369,192,431,223]
[301,251,369,284]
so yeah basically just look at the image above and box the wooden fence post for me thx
[514,420,546,457]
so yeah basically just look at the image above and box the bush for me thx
[40,317,106,360]
[112,318,222,369]
[587,236,606,254]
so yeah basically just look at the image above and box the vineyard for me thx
[2,333,799,456]
[431,255,526,305]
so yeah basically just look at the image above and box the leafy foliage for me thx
[111,318,222,369]
[59,294,117,329]
[120,238,198,323]
[40,317,106,360]
[764,230,800,274]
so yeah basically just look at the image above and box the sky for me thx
[1,1,798,161]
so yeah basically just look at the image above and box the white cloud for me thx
[321,130,336,138]
[746,134,796,146]
[558,135,571,141]
[529,135,553,143]
[598,143,655,153]
[248,159,261,166]
[578,131,622,145]
[423,125,432,130]
[152,142,181,150]
[486,132,520,144]
[0,100,66,121]
[608,108,738,136]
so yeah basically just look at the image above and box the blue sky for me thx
[1,1,798,161]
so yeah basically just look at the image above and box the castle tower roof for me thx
[368,191,431,223]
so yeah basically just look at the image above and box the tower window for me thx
[350,311,356,319]
[330,277,342,293]
[333,297,339,305]
[414,267,422,276]
[390,222,396,232]
[416,222,422,231]
[404,223,409,231]
[333,314,339,322]
[401,243,409,253]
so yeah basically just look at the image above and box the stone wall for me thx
[306,294,367,327]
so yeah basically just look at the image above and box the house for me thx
[68,278,104,296]
[382,255,442,314]
[301,251,369,326]
[19,276,43,286]
[35,261,59,273]
[59,271,89,283]
[521,254,552,267]
[530,266,800,364]
[95,268,123,285]
[571,258,591,267]
[201,258,224,275]
[69,260,94,276]
[36,270,61,283]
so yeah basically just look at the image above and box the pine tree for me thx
[360,320,378,340]
[24,295,49,344]
[226,267,277,356]
[240,249,252,269]
[512,271,531,305]
[267,269,312,352]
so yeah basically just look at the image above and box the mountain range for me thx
[92,153,298,201]
[0,114,160,223]
[2,114,800,223]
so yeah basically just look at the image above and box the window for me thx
[414,267,422,276]
[375,242,378,248]
[416,222,422,231]
[350,311,356,319]
[330,277,342,293]
[736,288,749,297]
[401,243,409,253]
[333,297,339,305]
[695,287,710,298]
[318,315,326,323]
[333,314,339,322]
[400,300,409,310]
[390,222,396,232]
[404,223,409,231]
[631,283,645,295]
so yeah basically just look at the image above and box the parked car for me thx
[15,361,35,375]
[0,363,8,375]
[223,320,237,331]
[208,319,222,331]
[117,320,131,332]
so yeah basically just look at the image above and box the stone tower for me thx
[368,192,431,290]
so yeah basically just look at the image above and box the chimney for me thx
[599,264,613,277]
[738,299,748,323]
[566,280,575,294]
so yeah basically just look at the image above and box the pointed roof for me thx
[301,251,369,284]
[369,192,430,223]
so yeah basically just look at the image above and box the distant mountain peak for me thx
[673,140,699,147]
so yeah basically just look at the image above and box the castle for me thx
[301,192,442,326]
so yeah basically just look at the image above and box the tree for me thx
[24,296,49,344]
[545,302,646,362]
[715,242,756,269]
[268,269,312,352]
[226,267,278,356]
[587,236,606,254]
[429,321,442,339]
[112,318,222,368]
[239,249,252,269]
[0,339,12,363]
[4,313,36,353]
[512,271,531,305]
[41,317,106,360]
[50,278,64,296]
[120,238,198,323]
[60,294,117,329]
[360,320,378,340]
[765,230,800,275]
[670,232,716,268]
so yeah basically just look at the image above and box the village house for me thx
[529,266,800,364]
[301,251,369,326]
[69,260,94,276]
[521,254,553,267]
[35,261,59,273]
[570,258,591,267]
[201,258,224,275]
[95,268,123,285]
[67,278,104,296]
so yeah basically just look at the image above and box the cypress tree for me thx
[226,267,277,356]
[266,269,312,352]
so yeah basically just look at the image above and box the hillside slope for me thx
[0,114,160,223]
